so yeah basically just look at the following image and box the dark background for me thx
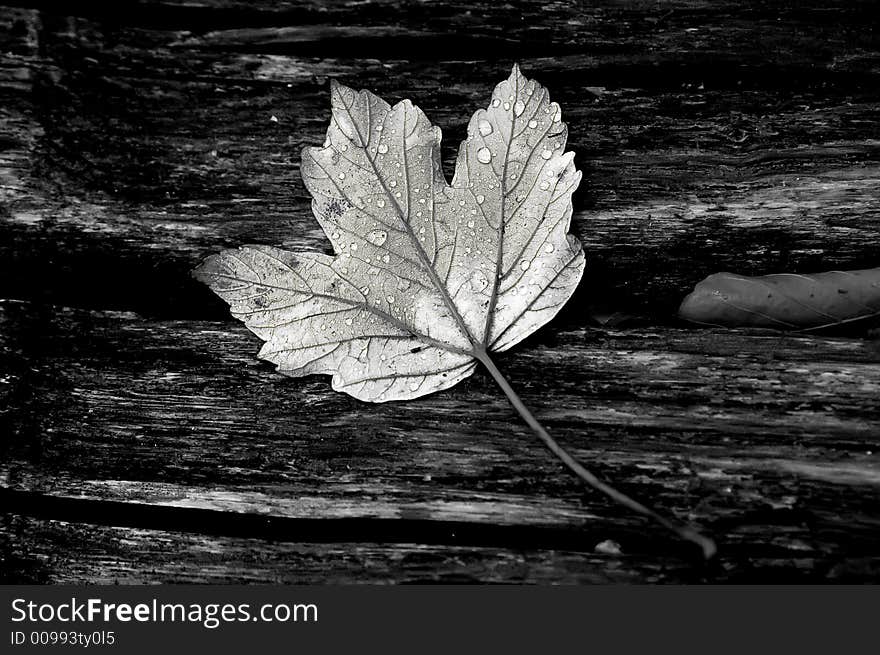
[1,0,879,582]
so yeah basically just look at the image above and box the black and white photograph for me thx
[2,0,879,606]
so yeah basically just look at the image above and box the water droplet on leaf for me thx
[469,270,489,292]
[366,229,387,246]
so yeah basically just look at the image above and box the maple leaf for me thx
[196,65,584,402]
[195,65,715,558]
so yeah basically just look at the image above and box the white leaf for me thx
[196,65,585,402]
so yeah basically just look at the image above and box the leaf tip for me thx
[328,78,350,103]
[510,62,529,84]
[191,252,222,285]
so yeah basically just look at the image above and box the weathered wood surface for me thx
[1,0,879,583]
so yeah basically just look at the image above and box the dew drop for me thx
[492,98,501,107]
[513,100,525,116]
[376,198,386,208]
[350,243,358,251]
[476,194,485,204]
[387,295,395,303]
[467,220,475,228]
[478,119,493,136]
[338,172,346,180]
[520,260,531,271]
[377,144,388,154]
[541,149,553,160]
[345,318,353,326]
[476,147,492,164]
[503,102,510,111]
[331,231,341,240]
[360,286,370,296]
[544,243,555,253]
[366,229,387,246]
[382,254,390,263]
[389,180,397,188]
[539,180,550,191]
[469,270,489,292]
[528,119,538,129]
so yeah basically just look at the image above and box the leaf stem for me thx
[474,349,717,560]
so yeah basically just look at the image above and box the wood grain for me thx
[1,0,879,583]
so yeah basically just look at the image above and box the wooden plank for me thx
[1,515,711,584]
[2,301,879,580]
[1,0,880,582]
[2,2,880,318]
